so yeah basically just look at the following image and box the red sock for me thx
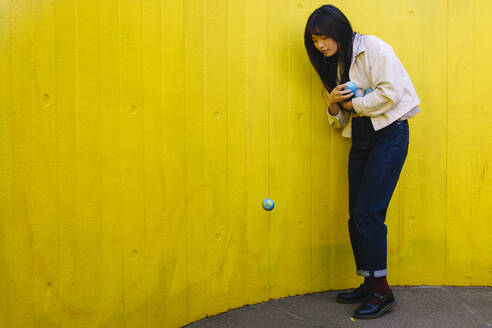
[352,278,369,295]
[367,276,391,298]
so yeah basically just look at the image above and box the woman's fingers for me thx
[334,92,352,101]
[330,85,353,102]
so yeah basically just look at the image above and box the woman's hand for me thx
[340,100,354,111]
[327,84,353,104]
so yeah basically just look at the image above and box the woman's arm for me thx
[328,101,341,115]
[351,38,407,116]
[339,100,354,111]
[327,99,350,129]
[325,84,353,128]
[327,83,353,114]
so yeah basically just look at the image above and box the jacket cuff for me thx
[351,97,364,115]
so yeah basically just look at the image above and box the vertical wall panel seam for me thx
[117,0,123,319]
[286,0,290,296]
[202,0,209,314]
[470,0,475,286]
[96,0,102,321]
[327,0,334,287]
[117,0,127,318]
[183,0,189,322]
[29,0,36,319]
[52,0,59,324]
[444,0,449,281]
[159,0,166,308]
[139,0,148,325]
[266,0,272,300]
[75,0,80,166]
[308,0,315,291]
[224,0,230,309]
[244,0,249,301]
[96,0,103,323]
[8,0,13,325]
[309,0,314,288]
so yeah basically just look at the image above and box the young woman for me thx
[304,5,420,319]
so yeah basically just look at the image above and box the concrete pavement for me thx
[184,286,492,328]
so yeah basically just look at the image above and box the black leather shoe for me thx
[353,292,396,319]
[336,284,369,304]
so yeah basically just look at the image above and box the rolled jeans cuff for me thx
[357,268,388,278]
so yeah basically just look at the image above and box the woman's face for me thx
[311,34,338,57]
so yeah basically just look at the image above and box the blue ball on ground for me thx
[364,88,374,95]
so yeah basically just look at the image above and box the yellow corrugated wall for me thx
[0,0,491,327]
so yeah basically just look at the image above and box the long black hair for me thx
[304,5,354,92]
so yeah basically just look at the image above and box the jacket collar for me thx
[351,33,366,65]
[337,33,366,84]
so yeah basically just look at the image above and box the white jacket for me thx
[327,33,420,138]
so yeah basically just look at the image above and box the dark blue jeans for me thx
[348,116,409,278]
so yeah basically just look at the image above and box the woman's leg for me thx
[348,117,376,275]
[350,120,409,319]
[336,140,371,304]
[336,118,373,304]
[350,120,409,277]
[348,141,370,273]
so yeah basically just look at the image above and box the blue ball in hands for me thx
[354,89,365,98]
[344,81,358,94]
